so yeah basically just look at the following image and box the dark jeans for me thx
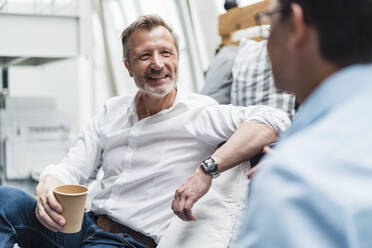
[0,186,147,248]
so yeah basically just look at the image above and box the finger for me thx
[177,195,189,221]
[38,197,64,231]
[45,198,65,226]
[171,198,181,219]
[172,190,188,221]
[247,165,260,179]
[171,195,179,214]
[35,201,60,232]
[46,190,62,213]
[175,188,183,200]
[171,191,183,219]
[184,197,197,221]
[40,197,64,230]
[264,145,273,154]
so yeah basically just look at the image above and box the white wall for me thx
[9,59,80,135]
[188,0,221,69]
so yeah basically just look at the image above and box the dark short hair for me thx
[278,0,372,66]
[120,15,179,62]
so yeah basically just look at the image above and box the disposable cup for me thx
[53,184,88,233]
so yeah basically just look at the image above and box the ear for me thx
[124,60,134,77]
[288,3,309,50]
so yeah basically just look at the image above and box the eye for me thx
[139,54,150,60]
[162,50,172,57]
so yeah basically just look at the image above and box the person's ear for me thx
[288,3,309,50]
[124,60,134,77]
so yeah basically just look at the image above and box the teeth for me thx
[150,76,166,79]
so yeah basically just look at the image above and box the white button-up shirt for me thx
[41,92,290,243]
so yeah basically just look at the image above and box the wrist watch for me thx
[201,156,220,178]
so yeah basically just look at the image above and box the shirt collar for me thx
[126,89,187,119]
[282,63,372,139]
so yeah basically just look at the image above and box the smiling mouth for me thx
[147,75,169,80]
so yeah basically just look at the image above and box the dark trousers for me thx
[0,186,147,248]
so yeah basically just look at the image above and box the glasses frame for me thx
[254,8,282,39]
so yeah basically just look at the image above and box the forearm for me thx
[172,109,286,221]
[212,121,278,172]
[172,122,278,221]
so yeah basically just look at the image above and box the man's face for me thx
[125,26,179,97]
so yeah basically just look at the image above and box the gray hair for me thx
[121,15,179,62]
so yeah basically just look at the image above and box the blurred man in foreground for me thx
[236,0,372,247]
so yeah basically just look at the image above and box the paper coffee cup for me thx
[54,185,88,233]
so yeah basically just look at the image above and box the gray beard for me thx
[137,80,177,98]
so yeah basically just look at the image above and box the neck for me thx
[296,60,340,104]
[136,88,177,120]
[294,30,341,104]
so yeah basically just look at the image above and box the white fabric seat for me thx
[158,162,250,248]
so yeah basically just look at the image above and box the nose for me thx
[150,53,164,70]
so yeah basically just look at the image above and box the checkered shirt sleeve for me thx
[231,39,296,117]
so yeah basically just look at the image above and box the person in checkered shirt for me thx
[202,39,297,118]
[231,39,296,118]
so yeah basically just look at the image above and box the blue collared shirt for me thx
[235,63,372,248]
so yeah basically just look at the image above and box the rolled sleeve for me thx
[185,104,290,146]
[242,105,291,134]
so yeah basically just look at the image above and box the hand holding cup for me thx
[53,185,88,233]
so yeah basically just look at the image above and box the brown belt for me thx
[96,215,157,248]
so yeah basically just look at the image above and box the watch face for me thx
[202,157,220,178]
[203,158,218,173]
